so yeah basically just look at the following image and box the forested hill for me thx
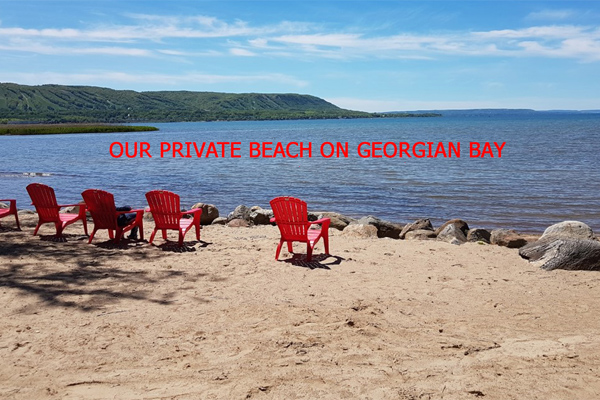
[0,83,408,123]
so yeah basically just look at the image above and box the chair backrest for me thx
[81,189,118,229]
[145,190,181,229]
[270,196,309,241]
[26,183,60,222]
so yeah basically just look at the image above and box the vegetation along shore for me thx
[0,124,158,136]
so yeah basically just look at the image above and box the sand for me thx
[1,214,600,400]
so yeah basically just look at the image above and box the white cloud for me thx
[229,48,256,57]
[526,9,576,21]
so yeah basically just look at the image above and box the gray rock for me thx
[541,221,594,240]
[317,212,355,231]
[490,229,528,248]
[228,205,250,221]
[437,224,467,245]
[249,207,273,225]
[17,209,35,215]
[227,219,250,228]
[342,224,378,238]
[399,218,434,239]
[211,217,228,225]
[191,203,219,225]
[435,219,470,237]
[467,228,491,243]
[404,229,437,240]
[352,215,402,239]
[520,237,600,271]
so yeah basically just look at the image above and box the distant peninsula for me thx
[0,83,439,123]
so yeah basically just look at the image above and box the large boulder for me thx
[352,216,402,239]
[520,237,600,271]
[437,224,467,245]
[211,217,227,225]
[342,224,378,239]
[227,218,249,228]
[541,221,594,240]
[0,202,9,209]
[317,212,356,231]
[249,206,273,225]
[435,219,470,237]
[399,218,434,239]
[228,205,250,222]
[191,202,219,225]
[490,229,529,248]
[467,228,492,243]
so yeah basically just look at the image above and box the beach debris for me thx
[191,202,219,225]
[400,218,434,239]
[520,236,600,271]
[467,228,491,243]
[490,229,529,248]
[341,224,378,238]
[540,220,594,240]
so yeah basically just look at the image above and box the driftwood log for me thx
[519,237,600,271]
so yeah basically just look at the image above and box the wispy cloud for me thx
[0,13,599,63]
[526,9,576,21]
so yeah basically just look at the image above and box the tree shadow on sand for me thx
[0,230,221,311]
[281,253,345,270]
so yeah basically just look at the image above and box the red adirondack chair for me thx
[26,183,87,236]
[269,196,331,261]
[145,190,202,246]
[81,189,144,244]
[0,199,20,230]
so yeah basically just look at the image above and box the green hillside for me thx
[0,83,375,123]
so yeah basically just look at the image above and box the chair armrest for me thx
[0,199,17,211]
[309,217,331,230]
[181,208,202,215]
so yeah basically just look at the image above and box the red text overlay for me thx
[109,141,506,159]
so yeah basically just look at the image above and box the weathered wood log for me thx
[519,237,600,271]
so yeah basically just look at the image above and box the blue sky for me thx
[0,1,599,111]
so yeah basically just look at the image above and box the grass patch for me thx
[0,124,158,135]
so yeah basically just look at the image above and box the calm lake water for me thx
[1,114,599,232]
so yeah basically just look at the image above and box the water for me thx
[1,114,599,233]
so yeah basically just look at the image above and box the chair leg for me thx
[14,213,21,230]
[323,235,330,255]
[196,225,200,241]
[178,230,184,247]
[88,228,98,244]
[149,229,157,244]
[162,229,167,240]
[82,218,88,236]
[33,222,42,236]
[55,222,63,237]
[306,243,313,262]
[287,241,293,253]
[275,239,284,260]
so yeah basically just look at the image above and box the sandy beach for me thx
[1,214,600,400]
